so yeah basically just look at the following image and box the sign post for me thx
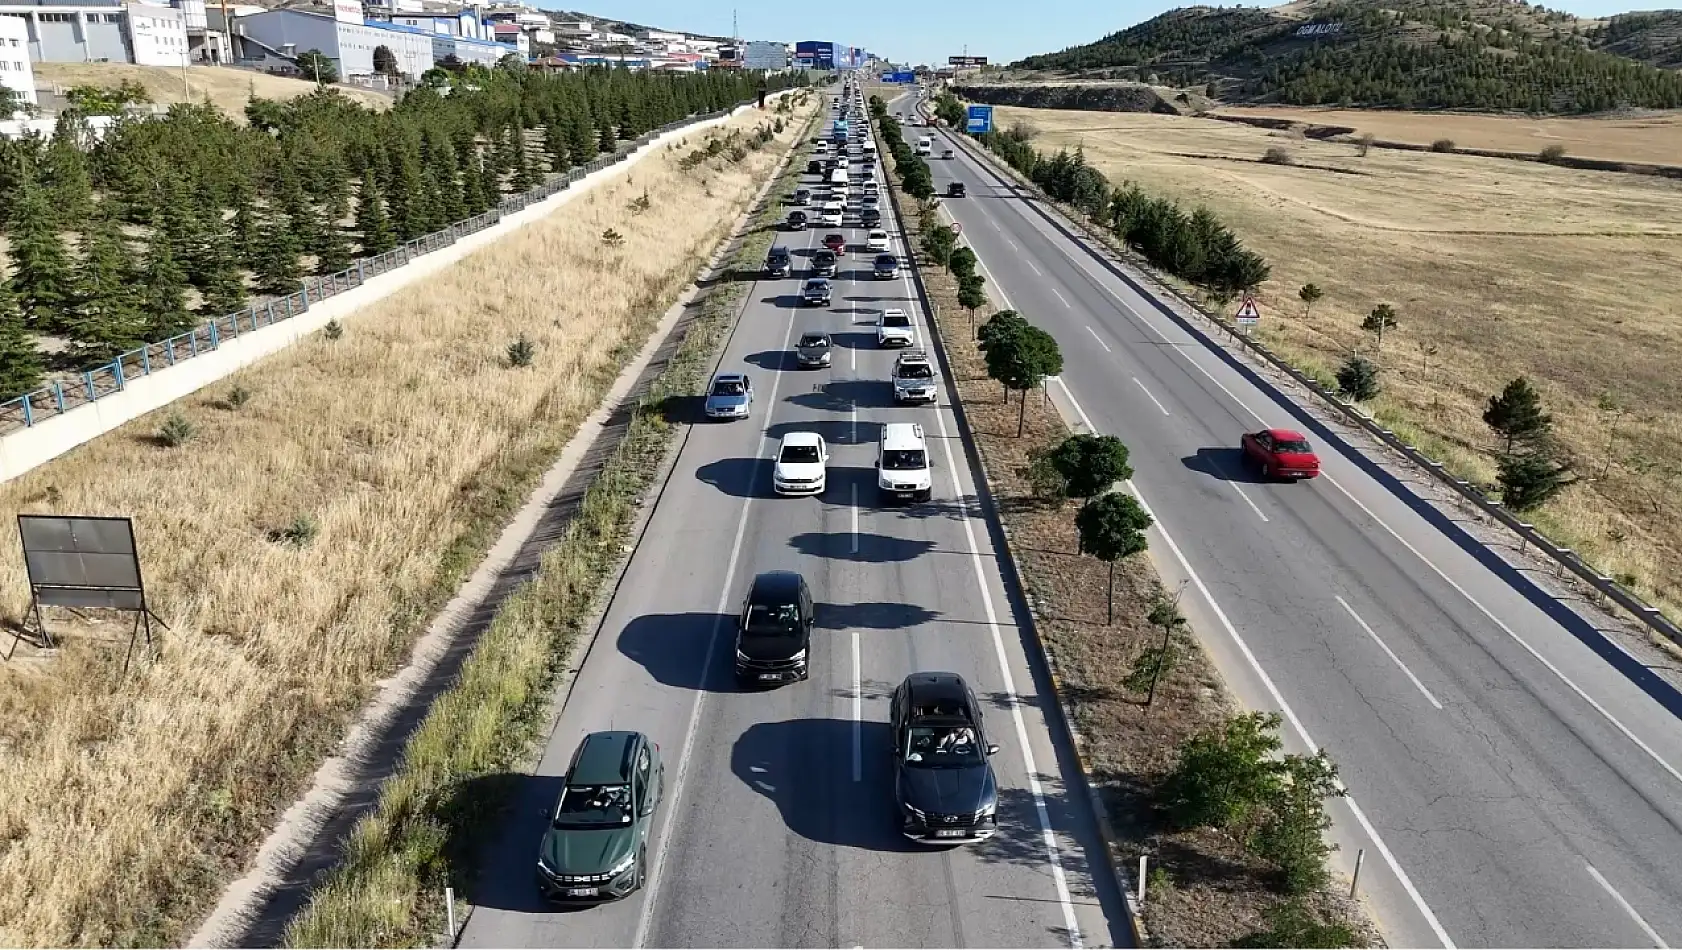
[965,105,993,135]
[1234,296,1261,334]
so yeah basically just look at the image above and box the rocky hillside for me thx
[1011,0,1682,113]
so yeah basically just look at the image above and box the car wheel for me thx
[1262,462,1274,481]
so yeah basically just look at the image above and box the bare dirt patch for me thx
[31,63,393,120]
[0,104,806,948]
[882,153,1375,946]
[990,103,1682,624]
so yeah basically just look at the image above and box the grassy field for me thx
[1212,105,1682,166]
[0,102,808,948]
[32,63,393,120]
[876,136,1374,945]
[991,103,1682,623]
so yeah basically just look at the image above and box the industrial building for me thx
[741,39,784,70]
[230,1,503,80]
[0,0,188,66]
[794,40,865,70]
[0,13,33,107]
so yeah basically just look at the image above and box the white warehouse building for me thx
[0,0,187,66]
[233,2,503,80]
[0,13,35,108]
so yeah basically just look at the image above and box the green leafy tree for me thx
[1075,492,1153,622]
[1497,449,1576,512]
[64,212,146,362]
[1127,595,1189,708]
[0,277,45,398]
[1483,376,1552,452]
[296,49,339,85]
[372,45,399,77]
[1047,433,1134,502]
[957,274,988,335]
[1335,355,1380,402]
[1248,752,1342,895]
[920,223,957,267]
[6,177,75,334]
[1160,712,1287,831]
[948,245,977,279]
[355,169,395,255]
[983,321,1063,436]
[1362,302,1398,350]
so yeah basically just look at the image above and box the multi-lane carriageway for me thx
[912,90,1682,949]
[456,90,1132,949]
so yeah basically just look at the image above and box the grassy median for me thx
[281,106,820,948]
[872,105,1378,946]
[0,99,814,947]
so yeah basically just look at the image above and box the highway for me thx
[914,90,1682,949]
[455,93,1130,949]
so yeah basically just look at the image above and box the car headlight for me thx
[537,857,556,876]
[902,803,927,821]
[789,649,807,662]
[607,852,636,877]
[977,802,996,818]
[736,649,750,663]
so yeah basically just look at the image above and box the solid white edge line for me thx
[633,213,814,950]
[1055,368,1456,950]
[1130,376,1168,415]
[1085,325,1113,353]
[1587,864,1669,948]
[894,212,1083,948]
[1335,595,1444,710]
[852,629,863,783]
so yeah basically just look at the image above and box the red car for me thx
[1241,428,1321,480]
[822,233,847,253]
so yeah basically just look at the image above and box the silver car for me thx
[704,373,754,420]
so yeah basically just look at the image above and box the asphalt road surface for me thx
[456,96,1130,949]
[915,92,1682,949]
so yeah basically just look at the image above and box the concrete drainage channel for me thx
[186,106,815,950]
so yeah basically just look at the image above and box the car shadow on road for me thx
[745,349,802,372]
[615,611,733,692]
[815,600,941,630]
[696,457,770,499]
[447,772,569,915]
[731,718,920,853]
[759,293,806,308]
[788,378,888,413]
[792,529,937,566]
[1182,446,1267,485]
[649,394,704,426]
[828,331,879,351]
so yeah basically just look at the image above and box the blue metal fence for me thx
[0,102,758,435]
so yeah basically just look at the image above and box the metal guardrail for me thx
[0,101,765,436]
[934,99,1682,648]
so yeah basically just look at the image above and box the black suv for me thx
[860,208,882,228]
[734,571,814,685]
[947,181,966,198]
[811,249,838,277]
[765,246,792,278]
[890,671,1000,843]
[786,210,808,231]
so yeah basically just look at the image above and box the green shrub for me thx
[156,410,197,447]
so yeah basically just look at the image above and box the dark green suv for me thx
[536,730,664,903]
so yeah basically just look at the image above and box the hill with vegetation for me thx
[1011,0,1682,113]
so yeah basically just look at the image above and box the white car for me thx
[877,308,916,348]
[866,230,890,252]
[818,203,844,227]
[772,432,829,496]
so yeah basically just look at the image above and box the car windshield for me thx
[883,449,926,470]
[903,725,983,767]
[780,443,821,464]
[553,784,633,828]
[745,602,801,636]
[799,335,829,348]
[711,380,745,397]
[883,314,911,328]
[897,364,934,380]
[806,282,827,292]
[1276,439,1314,454]
[815,251,835,263]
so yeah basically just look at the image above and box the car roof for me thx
[896,350,930,363]
[749,570,805,602]
[769,245,790,254]
[714,372,746,383]
[1266,427,1310,442]
[780,431,823,448]
[876,253,897,262]
[902,671,973,716]
[568,730,642,786]
[869,229,888,235]
[798,331,831,341]
[882,307,908,317]
[805,277,830,286]
[881,421,925,449]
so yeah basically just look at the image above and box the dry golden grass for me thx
[992,103,1682,620]
[1213,104,1682,166]
[32,63,393,120]
[0,103,808,947]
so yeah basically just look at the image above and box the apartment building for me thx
[0,13,34,107]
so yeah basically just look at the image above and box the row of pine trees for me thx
[0,63,802,401]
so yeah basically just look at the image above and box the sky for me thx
[552,0,1682,67]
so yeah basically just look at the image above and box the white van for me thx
[829,169,847,187]
[877,423,932,503]
[915,137,932,157]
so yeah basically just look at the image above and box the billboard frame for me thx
[11,514,167,670]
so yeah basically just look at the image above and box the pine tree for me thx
[44,112,94,227]
[479,149,503,206]
[251,210,302,297]
[7,177,75,335]
[597,111,617,153]
[65,212,147,362]
[566,103,598,164]
[228,185,263,272]
[0,276,45,398]
[1483,376,1553,452]
[509,122,536,192]
[154,175,208,286]
[354,169,395,255]
[197,235,247,316]
[136,218,193,340]
[543,109,569,172]
[384,144,428,241]
[458,154,490,217]
[276,164,321,253]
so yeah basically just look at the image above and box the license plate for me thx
[760,673,782,680]
[565,887,597,897]
[934,829,967,838]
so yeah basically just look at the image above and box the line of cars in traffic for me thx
[536,77,1003,909]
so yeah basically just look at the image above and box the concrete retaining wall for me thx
[0,92,794,484]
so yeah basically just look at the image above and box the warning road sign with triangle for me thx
[1234,297,1261,324]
